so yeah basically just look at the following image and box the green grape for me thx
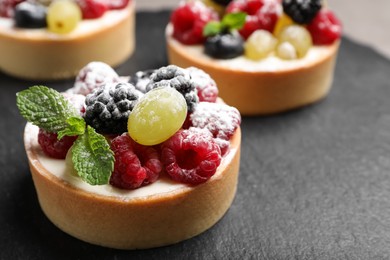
[128,87,187,146]
[278,25,312,58]
[244,29,277,60]
[47,0,81,34]
[276,41,298,60]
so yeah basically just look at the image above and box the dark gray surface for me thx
[1,10,390,260]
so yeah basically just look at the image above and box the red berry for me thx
[106,0,129,10]
[38,129,78,159]
[0,0,24,18]
[190,102,241,140]
[171,1,219,45]
[161,128,221,185]
[110,134,162,189]
[226,0,279,39]
[187,67,218,102]
[77,0,108,19]
[306,9,342,45]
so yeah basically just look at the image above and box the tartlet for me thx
[18,63,241,249]
[166,0,342,115]
[0,0,135,80]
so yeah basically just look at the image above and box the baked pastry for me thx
[0,0,134,80]
[166,0,342,115]
[17,63,241,249]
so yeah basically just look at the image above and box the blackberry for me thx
[204,33,244,59]
[84,82,142,134]
[129,69,155,93]
[282,0,322,24]
[146,65,198,112]
[14,2,47,28]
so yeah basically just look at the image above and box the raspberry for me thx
[84,82,142,134]
[128,69,155,94]
[187,67,218,102]
[146,65,199,112]
[71,62,121,96]
[77,0,108,19]
[110,134,162,189]
[105,0,129,10]
[307,9,342,45]
[170,1,218,44]
[282,0,321,24]
[38,129,78,159]
[189,102,241,140]
[62,92,86,115]
[161,128,221,185]
[226,0,280,39]
[0,0,24,18]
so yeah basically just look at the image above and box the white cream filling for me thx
[166,24,335,72]
[0,4,130,40]
[25,123,236,200]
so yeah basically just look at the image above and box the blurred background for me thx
[136,0,390,59]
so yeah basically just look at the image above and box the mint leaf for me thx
[16,86,81,133]
[57,117,86,140]
[221,12,246,31]
[203,12,247,37]
[203,21,222,37]
[71,126,114,185]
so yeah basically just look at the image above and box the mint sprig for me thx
[71,126,114,186]
[17,85,114,186]
[203,12,247,37]
[16,86,82,134]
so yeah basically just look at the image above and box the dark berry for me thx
[204,32,244,59]
[161,128,222,185]
[282,0,322,24]
[14,2,47,28]
[72,62,120,96]
[187,67,218,102]
[129,69,155,93]
[38,129,78,159]
[211,0,232,6]
[189,102,241,140]
[226,0,279,39]
[307,9,342,45]
[84,82,142,134]
[146,65,199,112]
[110,134,162,189]
[170,1,219,44]
[77,0,107,19]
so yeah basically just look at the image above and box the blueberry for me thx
[204,33,244,59]
[14,2,47,29]
[211,0,232,6]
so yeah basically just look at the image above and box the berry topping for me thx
[47,0,82,34]
[128,87,187,146]
[0,0,24,18]
[14,2,47,28]
[226,0,280,39]
[105,0,129,10]
[307,9,342,45]
[187,67,218,103]
[62,92,86,115]
[146,65,199,112]
[204,32,245,59]
[38,129,78,159]
[129,69,155,94]
[77,0,107,19]
[161,128,222,185]
[189,102,241,140]
[282,0,322,24]
[84,82,142,134]
[71,62,120,96]
[110,134,162,189]
[170,1,218,44]
[278,24,312,58]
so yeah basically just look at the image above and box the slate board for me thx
[1,11,390,260]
